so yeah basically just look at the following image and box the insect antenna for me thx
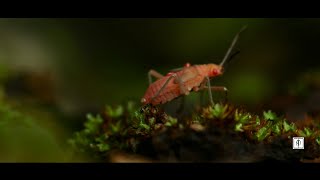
[219,25,247,67]
[223,49,240,70]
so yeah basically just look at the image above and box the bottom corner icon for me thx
[292,137,304,149]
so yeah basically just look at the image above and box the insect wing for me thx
[174,67,199,83]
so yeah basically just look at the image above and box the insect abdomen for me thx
[151,89,180,105]
[142,65,210,105]
[142,76,180,105]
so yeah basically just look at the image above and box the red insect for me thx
[141,26,247,106]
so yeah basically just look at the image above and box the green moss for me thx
[68,101,181,160]
[316,137,320,145]
[211,103,228,119]
[164,116,178,127]
[235,109,251,123]
[105,105,123,118]
[69,101,320,161]
[235,123,244,132]
[263,110,277,121]
[256,122,272,141]
[283,120,296,132]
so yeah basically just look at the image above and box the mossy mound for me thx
[69,101,320,162]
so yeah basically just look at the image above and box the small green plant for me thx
[84,114,104,134]
[69,100,320,162]
[164,116,178,127]
[234,109,252,132]
[68,101,181,160]
[316,136,320,145]
[235,123,244,132]
[283,120,296,132]
[263,110,277,121]
[201,103,229,120]
[297,127,314,137]
[235,109,251,123]
[212,103,228,119]
[200,104,320,145]
[105,105,123,118]
[255,122,272,141]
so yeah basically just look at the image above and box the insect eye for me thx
[212,69,219,75]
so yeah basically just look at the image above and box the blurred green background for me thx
[0,18,320,161]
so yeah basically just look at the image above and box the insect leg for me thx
[199,91,205,106]
[203,86,228,103]
[151,74,187,103]
[176,96,186,115]
[205,76,214,106]
[148,69,164,85]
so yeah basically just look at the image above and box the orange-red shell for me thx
[141,64,222,105]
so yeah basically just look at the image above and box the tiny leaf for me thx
[255,116,260,126]
[256,122,272,141]
[139,123,150,130]
[283,120,291,132]
[235,123,244,132]
[165,122,172,126]
[110,121,122,133]
[235,109,240,121]
[168,117,177,125]
[106,105,123,118]
[304,127,313,137]
[316,137,320,145]
[97,143,110,152]
[212,103,227,119]
[263,110,277,121]
[297,130,306,137]
[272,123,281,135]
[149,117,155,126]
